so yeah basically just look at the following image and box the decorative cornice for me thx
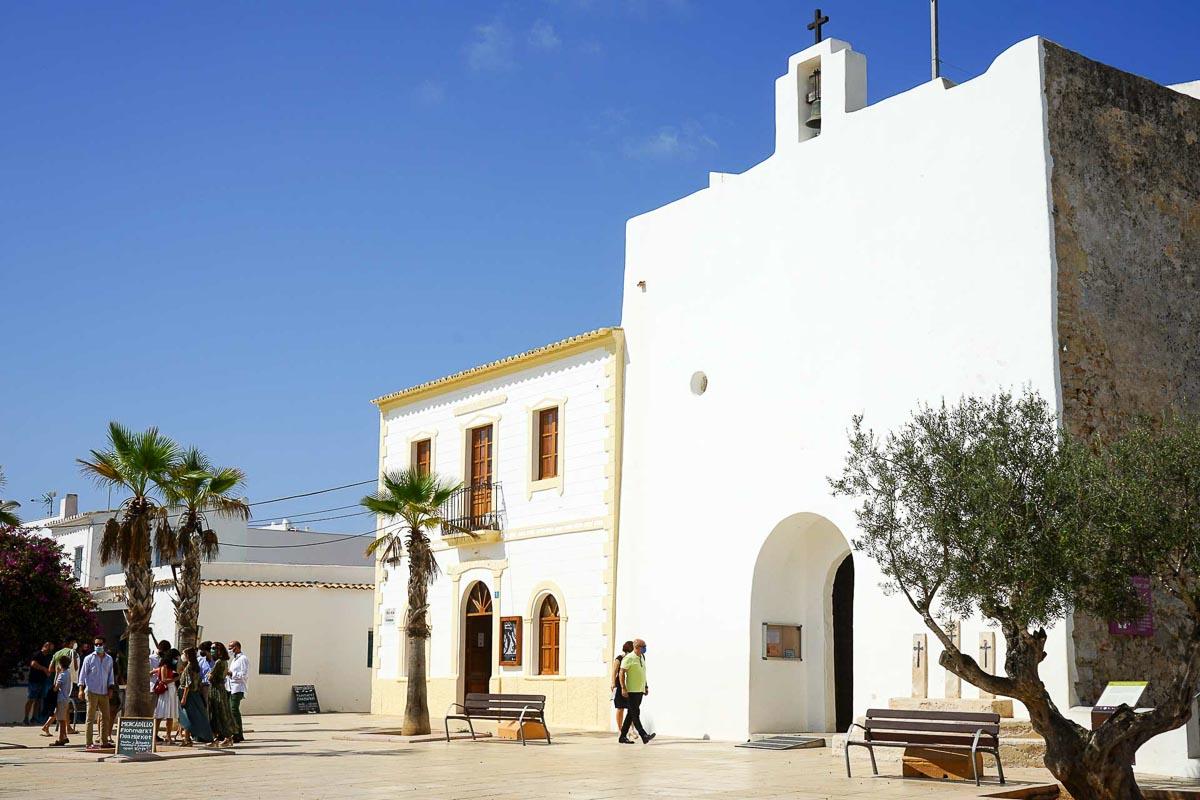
[372,328,621,411]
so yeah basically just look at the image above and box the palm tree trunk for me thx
[403,546,433,736]
[124,560,156,718]
[176,541,202,652]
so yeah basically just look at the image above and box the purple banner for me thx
[1109,576,1154,637]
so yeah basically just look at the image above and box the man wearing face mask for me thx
[226,641,249,743]
[78,636,116,750]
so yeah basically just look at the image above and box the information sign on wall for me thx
[500,616,522,666]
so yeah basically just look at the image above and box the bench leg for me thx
[971,742,980,787]
[519,721,526,747]
[994,751,1006,785]
[867,744,878,776]
[467,719,476,741]
[844,742,853,778]
[543,722,552,745]
[444,717,451,743]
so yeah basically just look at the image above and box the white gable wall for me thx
[617,37,1067,741]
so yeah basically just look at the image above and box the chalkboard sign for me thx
[116,717,155,757]
[499,616,522,667]
[292,684,321,713]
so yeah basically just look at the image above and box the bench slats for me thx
[867,731,999,747]
[465,693,546,702]
[865,719,1000,736]
[864,708,1000,723]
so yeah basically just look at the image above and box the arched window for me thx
[538,595,560,675]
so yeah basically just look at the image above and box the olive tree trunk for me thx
[922,613,1200,800]
[123,559,155,718]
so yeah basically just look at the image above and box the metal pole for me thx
[930,0,940,80]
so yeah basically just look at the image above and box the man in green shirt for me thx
[618,639,656,744]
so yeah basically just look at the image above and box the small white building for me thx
[23,495,375,716]
[370,328,624,730]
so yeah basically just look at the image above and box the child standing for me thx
[49,655,72,746]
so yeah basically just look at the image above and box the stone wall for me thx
[1043,41,1200,704]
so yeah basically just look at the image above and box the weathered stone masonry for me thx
[1043,41,1200,704]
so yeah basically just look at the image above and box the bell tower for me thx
[774,39,867,151]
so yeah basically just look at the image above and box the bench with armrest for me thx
[844,708,1005,786]
[444,693,551,746]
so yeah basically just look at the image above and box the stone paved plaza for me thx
[0,713,1071,799]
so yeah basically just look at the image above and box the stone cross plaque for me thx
[945,620,962,699]
[912,633,928,699]
[978,632,996,700]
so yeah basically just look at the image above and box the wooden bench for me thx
[844,708,1005,786]
[444,693,551,746]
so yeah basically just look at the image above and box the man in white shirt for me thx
[226,640,249,743]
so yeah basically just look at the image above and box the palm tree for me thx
[78,422,180,718]
[0,467,20,528]
[361,469,464,735]
[161,447,249,652]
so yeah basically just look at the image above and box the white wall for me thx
[617,37,1068,741]
[375,343,616,691]
[109,562,374,714]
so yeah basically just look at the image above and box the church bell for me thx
[805,68,822,130]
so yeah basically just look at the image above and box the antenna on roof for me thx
[930,0,940,80]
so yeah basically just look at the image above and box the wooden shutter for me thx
[414,439,431,477]
[469,426,493,519]
[538,595,560,675]
[537,407,558,480]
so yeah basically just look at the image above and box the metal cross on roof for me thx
[807,8,829,44]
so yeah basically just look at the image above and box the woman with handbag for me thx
[152,648,180,745]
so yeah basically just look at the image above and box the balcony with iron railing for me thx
[440,482,505,544]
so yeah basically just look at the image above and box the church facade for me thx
[371,35,1199,774]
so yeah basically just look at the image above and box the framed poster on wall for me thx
[762,623,802,660]
[500,616,522,666]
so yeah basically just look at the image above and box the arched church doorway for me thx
[749,513,852,734]
[464,581,493,696]
[832,553,854,732]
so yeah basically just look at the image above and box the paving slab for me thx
[0,713,1193,799]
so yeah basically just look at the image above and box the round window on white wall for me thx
[690,371,708,396]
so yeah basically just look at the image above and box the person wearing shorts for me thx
[50,655,72,746]
[611,641,634,732]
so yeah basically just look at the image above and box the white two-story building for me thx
[370,328,625,730]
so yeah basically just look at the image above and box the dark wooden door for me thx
[464,583,493,696]
[832,554,855,732]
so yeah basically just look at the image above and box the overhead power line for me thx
[219,519,401,549]
[26,478,380,531]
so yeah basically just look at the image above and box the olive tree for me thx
[829,391,1200,800]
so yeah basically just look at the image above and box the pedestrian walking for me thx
[48,655,73,747]
[153,648,180,745]
[78,636,116,750]
[24,641,55,726]
[227,640,249,743]
[177,646,213,745]
[618,639,655,745]
[206,642,236,748]
[611,641,634,732]
[197,641,213,704]
[41,638,80,737]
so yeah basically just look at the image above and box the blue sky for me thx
[3,1,1197,526]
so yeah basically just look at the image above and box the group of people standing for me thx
[150,639,249,748]
[610,639,656,745]
[23,635,249,751]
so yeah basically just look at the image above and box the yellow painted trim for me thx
[372,328,620,412]
[606,329,627,668]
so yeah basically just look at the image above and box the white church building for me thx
[371,35,1200,776]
